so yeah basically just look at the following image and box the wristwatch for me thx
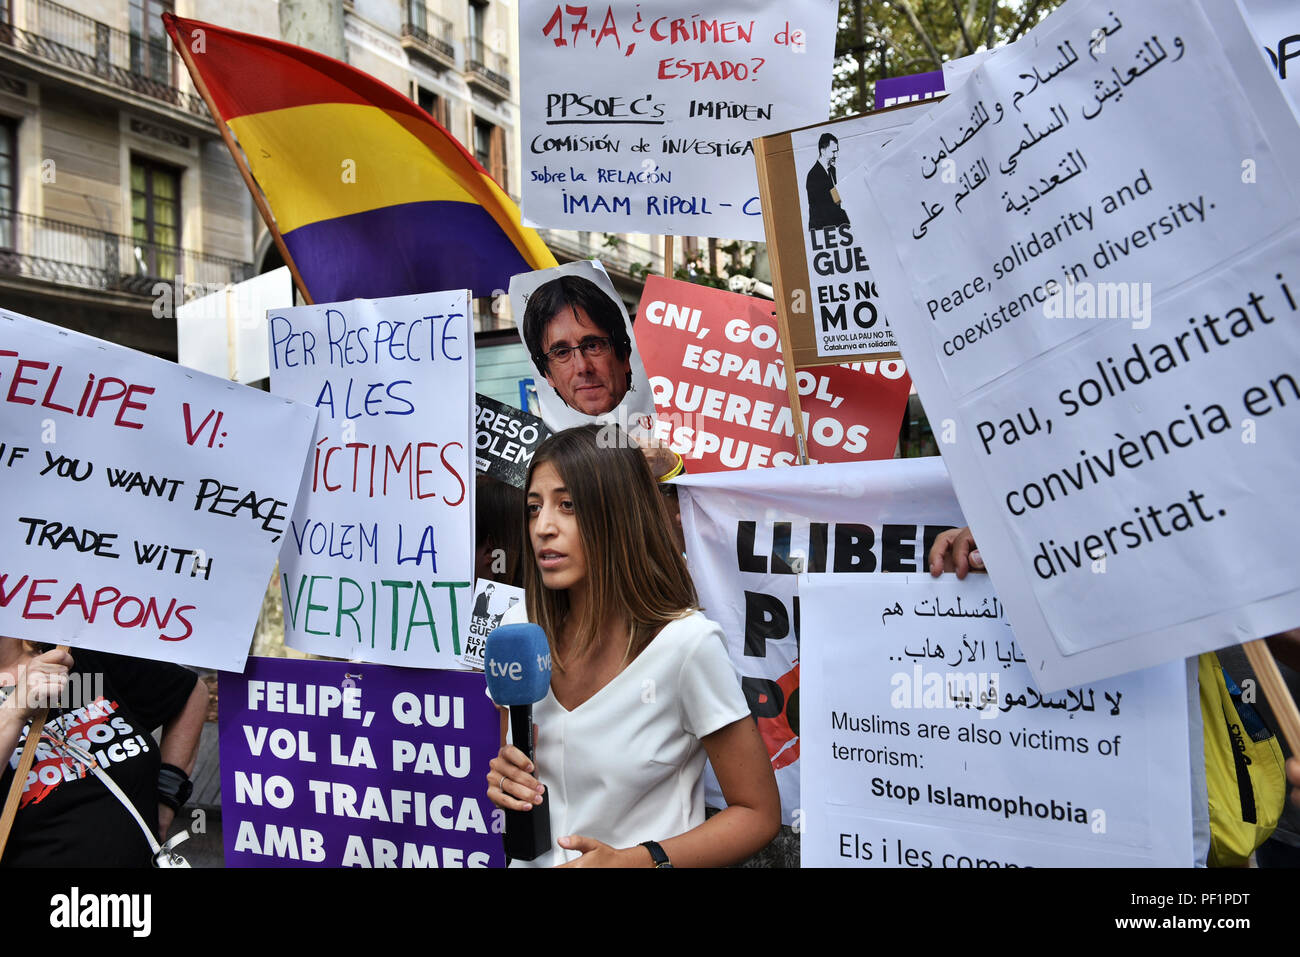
[640,840,673,868]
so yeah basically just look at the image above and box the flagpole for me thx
[663,235,673,278]
[752,134,810,465]
[1243,639,1300,752]
[168,17,315,305]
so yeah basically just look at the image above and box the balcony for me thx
[0,209,252,298]
[0,0,209,120]
[464,36,508,97]
[401,10,455,70]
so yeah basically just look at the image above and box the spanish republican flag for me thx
[163,14,555,302]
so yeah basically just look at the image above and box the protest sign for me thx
[177,266,292,385]
[754,103,936,367]
[943,50,995,90]
[838,0,1300,690]
[219,656,504,868]
[474,393,551,489]
[1242,0,1300,113]
[462,578,525,670]
[874,71,945,110]
[510,260,655,432]
[269,291,474,669]
[635,275,911,470]
[0,309,315,671]
[519,0,837,240]
[800,575,1198,867]
[676,457,963,818]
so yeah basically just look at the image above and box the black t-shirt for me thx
[1,649,197,867]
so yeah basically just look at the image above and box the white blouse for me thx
[499,607,751,868]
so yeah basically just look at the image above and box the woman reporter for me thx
[486,426,780,867]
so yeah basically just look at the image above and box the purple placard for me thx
[874,70,946,109]
[219,656,505,868]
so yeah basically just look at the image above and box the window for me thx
[474,117,507,188]
[473,118,491,167]
[0,116,14,249]
[130,0,175,87]
[417,86,450,128]
[131,156,181,280]
[468,0,486,44]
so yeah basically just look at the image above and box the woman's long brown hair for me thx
[522,425,697,670]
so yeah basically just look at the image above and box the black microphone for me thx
[484,622,553,861]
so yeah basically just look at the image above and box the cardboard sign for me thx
[0,309,316,671]
[519,0,838,239]
[219,657,505,868]
[675,457,963,818]
[800,576,1198,867]
[474,394,551,489]
[754,103,936,366]
[837,0,1300,689]
[510,260,655,432]
[634,275,912,470]
[269,291,475,669]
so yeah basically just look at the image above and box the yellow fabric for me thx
[229,103,477,232]
[1199,652,1286,867]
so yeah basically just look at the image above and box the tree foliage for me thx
[833,0,1066,116]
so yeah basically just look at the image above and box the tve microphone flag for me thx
[484,623,552,861]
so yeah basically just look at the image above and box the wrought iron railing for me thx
[0,0,208,117]
[465,36,509,94]
[402,7,455,62]
[0,209,252,296]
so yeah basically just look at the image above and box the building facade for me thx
[0,0,264,358]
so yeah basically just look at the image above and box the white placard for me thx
[800,575,1198,867]
[510,260,655,432]
[177,266,292,384]
[943,50,995,91]
[838,0,1300,690]
[1242,0,1300,114]
[519,0,838,240]
[675,457,964,819]
[269,291,475,669]
[0,309,317,671]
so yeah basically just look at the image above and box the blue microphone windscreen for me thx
[484,623,552,706]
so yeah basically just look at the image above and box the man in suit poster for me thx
[805,132,850,230]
